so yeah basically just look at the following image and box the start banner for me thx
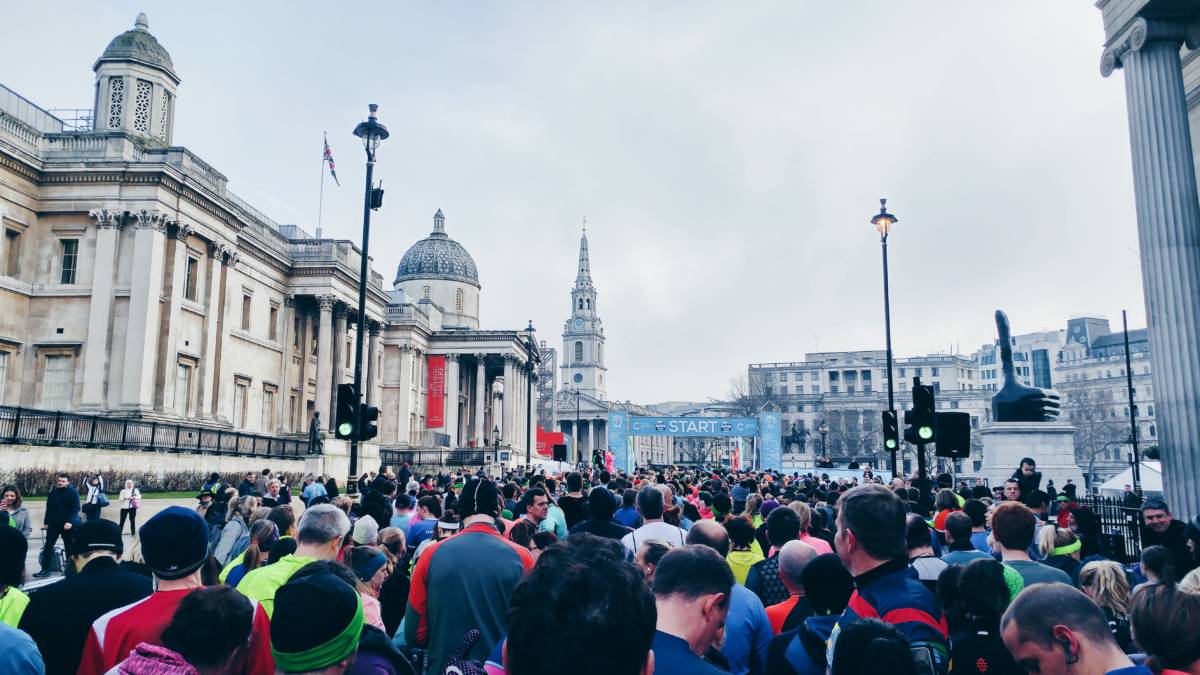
[426,355,446,428]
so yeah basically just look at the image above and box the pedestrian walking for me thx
[118,478,140,536]
[36,472,79,577]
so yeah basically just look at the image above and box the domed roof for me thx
[94,14,179,83]
[394,210,480,288]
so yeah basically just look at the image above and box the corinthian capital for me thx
[317,294,336,311]
[132,209,171,232]
[88,208,125,229]
[173,222,195,240]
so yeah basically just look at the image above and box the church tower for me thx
[562,222,607,400]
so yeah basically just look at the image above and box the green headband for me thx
[1053,540,1082,556]
[272,594,364,671]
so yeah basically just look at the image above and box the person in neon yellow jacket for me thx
[235,504,349,617]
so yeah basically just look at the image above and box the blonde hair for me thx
[248,507,272,526]
[745,494,763,518]
[1079,560,1130,616]
[1037,524,1078,558]
[788,501,813,532]
[1180,568,1200,595]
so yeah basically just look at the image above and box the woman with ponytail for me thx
[220,519,278,587]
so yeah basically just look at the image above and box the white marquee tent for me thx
[1098,461,1163,498]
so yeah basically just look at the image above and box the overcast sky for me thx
[3,2,1142,404]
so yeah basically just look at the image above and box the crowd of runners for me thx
[0,457,1199,674]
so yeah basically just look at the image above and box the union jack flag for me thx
[323,134,340,186]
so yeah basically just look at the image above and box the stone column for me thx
[156,222,193,413]
[1103,17,1200,517]
[198,243,225,418]
[121,210,169,411]
[366,322,381,405]
[502,356,516,446]
[474,355,487,445]
[80,209,123,409]
[331,304,347,419]
[314,295,335,432]
[445,355,460,447]
[397,345,413,445]
[277,295,295,432]
[214,251,239,422]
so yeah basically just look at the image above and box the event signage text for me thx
[426,355,446,428]
[627,416,758,437]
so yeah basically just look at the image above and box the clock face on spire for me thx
[574,318,584,330]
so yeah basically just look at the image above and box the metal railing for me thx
[0,405,309,459]
[379,448,488,467]
[1077,495,1143,563]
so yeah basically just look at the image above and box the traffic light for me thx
[335,384,360,440]
[934,411,971,458]
[359,401,380,442]
[903,379,937,445]
[881,410,899,453]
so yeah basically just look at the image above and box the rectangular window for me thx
[175,362,193,416]
[931,367,940,376]
[0,351,8,404]
[262,386,276,430]
[293,317,301,349]
[60,239,79,284]
[4,229,19,278]
[269,304,279,341]
[233,380,248,428]
[810,385,818,394]
[780,385,788,395]
[289,394,297,430]
[184,257,199,301]
[42,355,72,409]
[242,295,252,331]
[830,384,839,394]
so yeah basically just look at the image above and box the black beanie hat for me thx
[0,525,26,585]
[271,572,361,658]
[458,477,501,518]
[588,487,617,519]
[139,506,209,580]
[801,553,855,616]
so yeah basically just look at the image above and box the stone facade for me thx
[0,15,539,466]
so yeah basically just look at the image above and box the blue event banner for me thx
[627,416,759,437]
[757,412,782,471]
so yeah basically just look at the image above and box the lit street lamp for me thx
[347,104,388,495]
[871,198,899,476]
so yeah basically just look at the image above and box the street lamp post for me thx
[348,104,388,496]
[573,388,582,465]
[871,198,899,476]
[1121,309,1142,495]
[818,420,829,466]
[524,320,537,468]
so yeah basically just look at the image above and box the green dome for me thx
[94,14,178,83]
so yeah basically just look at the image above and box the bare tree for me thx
[725,373,770,418]
[1066,388,1128,488]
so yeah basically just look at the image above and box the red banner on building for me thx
[426,355,446,428]
[536,428,565,457]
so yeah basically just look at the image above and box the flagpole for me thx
[317,132,327,237]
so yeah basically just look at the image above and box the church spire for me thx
[575,218,592,287]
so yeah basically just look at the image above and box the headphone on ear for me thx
[1057,637,1078,665]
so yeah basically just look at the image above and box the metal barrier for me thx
[0,405,308,459]
[379,448,488,467]
[1077,495,1143,563]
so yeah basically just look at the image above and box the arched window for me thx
[1149,424,1156,437]
[586,298,591,309]
[574,341,583,363]
[422,286,430,300]
[1148,405,1154,417]
[577,298,583,310]
[455,288,464,312]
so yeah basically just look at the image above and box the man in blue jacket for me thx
[827,484,950,673]
[36,472,80,577]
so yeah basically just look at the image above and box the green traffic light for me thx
[918,426,933,440]
[885,439,897,449]
[338,422,354,436]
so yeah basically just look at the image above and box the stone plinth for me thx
[980,422,1084,491]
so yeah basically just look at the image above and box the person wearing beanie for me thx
[272,572,365,673]
[353,514,380,546]
[406,476,534,674]
[569,487,630,541]
[237,503,351,617]
[78,506,275,675]
[347,546,390,631]
[19,518,151,674]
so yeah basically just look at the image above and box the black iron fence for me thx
[1077,495,1143,563]
[379,448,487,468]
[0,405,309,459]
